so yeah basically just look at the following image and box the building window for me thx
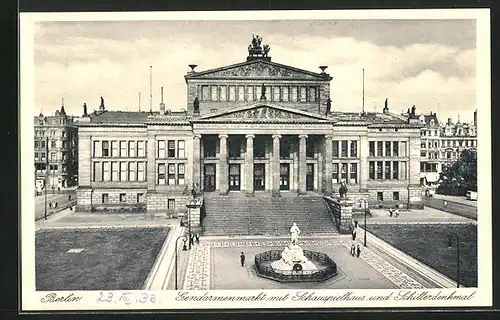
[211,85,218,101]
[400,142,407,157]
[138,141,145,157]
[393,192,400,201]
[392,161,399,180]
[393,142,399,157]
[377,192,383,201]
[256,85,262,100]
[168,199,175,210]
[385,141,391,157]
[401,162,407,180]
[282,87,289,102]
[137,162,145,181]
[120,193,126,202]
[111,141,118,157]
[103,162,110,181]
[158,140,166,158]
[377,141,383,157]
[178,140,185,158]
[332,163,339,183]
[158,163,166,184]
[120,141,127,157]
[93,162,102,181]
[168,140,176,158]
[129,162,136,181]
[129,141,136,157]
[299,87,307,102]
[421,151,426,157]
[237,86,245,101]
[309,87,317,102]
[350,163,357,184]
[332,141,339,158]
[229,86,236,101]
[350,141,357,158]
[219,85,227,101]
[102,194,108,204]
[291,87,298,101]
[201,86,210,101]
[340,163,348,182]
[384,161,391,179]
[51,140,56,148]
[102,141,110,157]
[178,163,185,185]
[34,141,39,148]
[41,140,46,148]
[246,86,253,101]
[120,162,127,181]
[273,87,280,101]
[369,141,375,157]
[111,162,119,181]
[168,164,176,185]
[34,152,39,160]
[369,161,375,179]
[41,152,46,160]
[341,141,348,158]
[137,193,144,203]
[376,161,383,180]
[50,152,56,161]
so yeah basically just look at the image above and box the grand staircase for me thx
[202,192,337,236]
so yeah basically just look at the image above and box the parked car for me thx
[466,191,478,201]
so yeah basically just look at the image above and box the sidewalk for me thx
[432,194,477,208]
[366,206,475,224]
[36,211,181,230]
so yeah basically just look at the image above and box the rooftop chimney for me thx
[382,98,389,114]
[447,118,452,125]
[99,96,105,112]
[474,109,477,127]
[159,87,166,115]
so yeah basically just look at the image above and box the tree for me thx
[437,149,477,196]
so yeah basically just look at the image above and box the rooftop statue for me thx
[248,34,270,58]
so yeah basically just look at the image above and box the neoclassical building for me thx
[76,37,423,214]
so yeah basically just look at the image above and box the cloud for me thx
[33,20,477,123]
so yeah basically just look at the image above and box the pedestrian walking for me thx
[240,252,246,267]
[190,233,195,246]
[195,233,200,244]
[352,227,357,241]
[69,205,73,211]
[356,244,361,258]
[444,201,448,210]
[393,207,399,218]
[49,202,52,209]
[58,187,61,193]
[350,244,356,257]
[55,201,58,208]
[389,208,393,217]
[68,195,72,201]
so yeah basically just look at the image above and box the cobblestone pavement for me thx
[182,239,425,290]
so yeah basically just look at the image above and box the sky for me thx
[34,18,477,123]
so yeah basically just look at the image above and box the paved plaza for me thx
[181,237,427,290]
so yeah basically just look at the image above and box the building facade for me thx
[34,106,78,192]
[414,110,477,188]
[76,38,424,214]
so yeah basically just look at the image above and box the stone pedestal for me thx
[323,196,354,234]
[271,244,317,273]
[186,197,203,229]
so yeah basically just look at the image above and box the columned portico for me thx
[218,134,228,195]
[245,134,255,196]
[192,134,202,188]
[298,134,308,194]
[272,134,281,196]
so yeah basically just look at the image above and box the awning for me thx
[425,173,440,183]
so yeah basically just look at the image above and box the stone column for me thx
[245,134,255,196]
[192,134,201,189]
[218,134,228,195]
[324,134,333,195]
[298,134,308,194]
[272,134,281,196]
[359,135,368,192]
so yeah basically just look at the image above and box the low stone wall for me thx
[323,196,354,234]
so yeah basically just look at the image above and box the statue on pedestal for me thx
[290,222,301,245]
[83,103,88,116]
[193,97,200,114]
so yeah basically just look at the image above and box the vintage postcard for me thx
[20,9,491,311]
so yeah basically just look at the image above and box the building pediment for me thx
[185,60,331,81]
[195,104,332,123]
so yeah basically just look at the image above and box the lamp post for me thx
[447,233,460,288]
[360,199,367,247]
[174,235,188,290]
[186,198,199,250]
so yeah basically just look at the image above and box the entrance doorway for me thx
[280,163,290,191]
[306,163,314,191]
[204,164,216,192]
[254,164,265,191]
[229,164,241,191]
